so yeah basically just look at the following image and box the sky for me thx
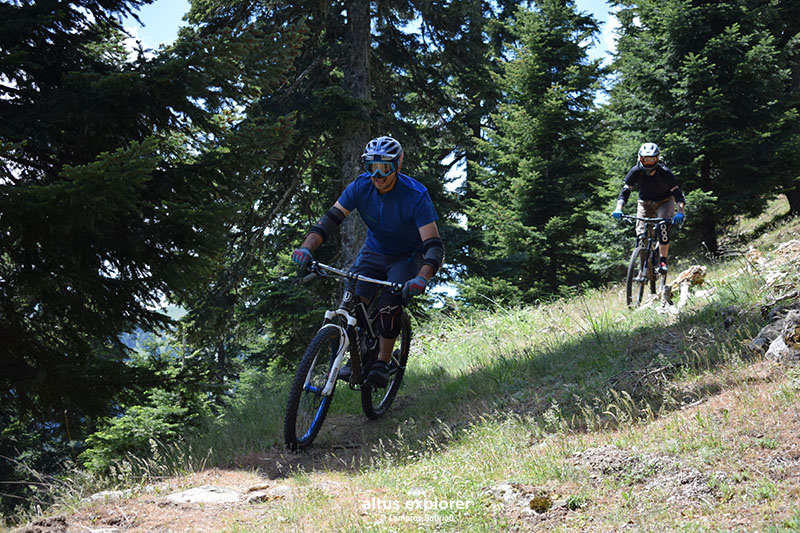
[123,0,190,50]
[125,1,618,63]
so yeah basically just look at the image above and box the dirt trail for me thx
[15,411,382,533]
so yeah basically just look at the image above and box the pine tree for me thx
[608,0,789,251]
[464,0,606,304]
[0,0,301,508]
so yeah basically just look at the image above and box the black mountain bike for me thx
[284,261,412,451]
[621,215,673,307]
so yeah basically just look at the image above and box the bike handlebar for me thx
[620,215,673,224]
[309,261,404,291]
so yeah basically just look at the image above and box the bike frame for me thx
[621,215,673,306]
[307,261,402,396]
[624,215,672,257]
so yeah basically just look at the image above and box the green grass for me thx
[16,196,800,531]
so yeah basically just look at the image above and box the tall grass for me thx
[81,247,791,484]
[20,202,800,532]
[184,367,291,465]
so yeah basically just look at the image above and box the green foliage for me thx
[464,0,607,304]
[457,276,533,309]
[80,391,196,474]
[242,272,334,366]
[608,0,799,250]
[79,328,219,474]
[582,208,632,282]
[0,0,300,515]
[183,365,291,464]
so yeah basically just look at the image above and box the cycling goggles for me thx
[364,160,396,177]
[640,156,658,167]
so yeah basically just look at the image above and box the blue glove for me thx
[612,209,623,220]
[291,247,313,270]
[672,212,684,225]
[402,276,428,300]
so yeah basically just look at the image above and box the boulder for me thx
[764,310,800,364]
[165,485,240,504]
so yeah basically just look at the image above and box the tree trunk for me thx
[697,207,718,256]
[216,340,228,379]
[339,0,371,268]
[698,157,719,254]
[785,187,800,216]
[461,0,488,277]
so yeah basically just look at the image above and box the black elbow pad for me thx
[421,237,445,275]
[309,206,345,243]
[618,186,631,205]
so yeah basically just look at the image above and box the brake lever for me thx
[308,261,327,277]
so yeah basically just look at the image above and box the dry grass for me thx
[13,197,800,532]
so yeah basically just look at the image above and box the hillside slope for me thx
[14,204,800,532]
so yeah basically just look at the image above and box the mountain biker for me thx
[612,142,686,273]
[291,136,444,387]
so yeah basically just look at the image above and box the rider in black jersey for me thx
[612,143,686,273]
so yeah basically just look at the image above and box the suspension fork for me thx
[315,309,357,396]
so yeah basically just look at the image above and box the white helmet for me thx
[638,142,660,170]
[362,136,403,162]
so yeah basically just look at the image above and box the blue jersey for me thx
[338,173,439,255]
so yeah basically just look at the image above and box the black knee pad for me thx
[658,222,670,245]
[376,292,403,338]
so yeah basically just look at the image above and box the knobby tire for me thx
[361,313,411,419]
[626,246,648,307]
[284,325,340,451]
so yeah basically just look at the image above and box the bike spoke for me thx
[284,326,340,450]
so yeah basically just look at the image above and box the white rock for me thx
[166,485,241,504]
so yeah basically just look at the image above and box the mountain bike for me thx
[621,215,673,307]
[284,261,411,451]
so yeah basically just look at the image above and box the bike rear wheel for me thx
[361,313,411,419]
[626,246,648,307]
[284,325,340,451]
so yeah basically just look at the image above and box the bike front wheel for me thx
[626,246,648,307]
[658,267,668,304]
[361,313,411,419]
[648,248,657,294]
[284,325,340,451]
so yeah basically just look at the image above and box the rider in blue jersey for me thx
[291,136,445,387]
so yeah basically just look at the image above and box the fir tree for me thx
[464,0,606,304]
[0,0,301,511]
